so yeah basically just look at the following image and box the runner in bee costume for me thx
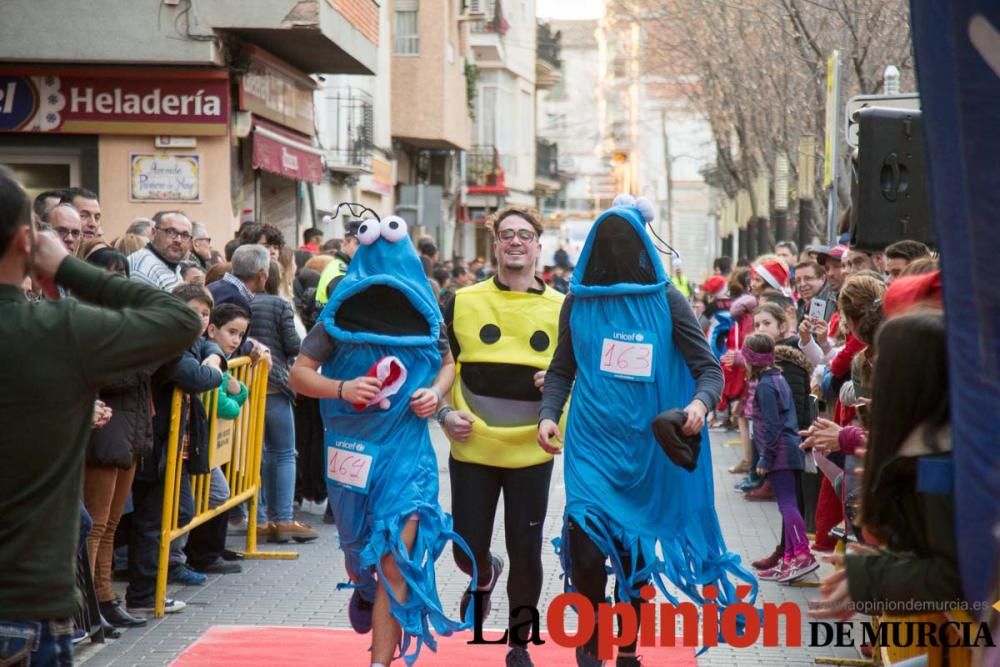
[538,196,757,666]
[290,215,475,667]
[437,207,565,667]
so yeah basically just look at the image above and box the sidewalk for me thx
[77,425,860,666]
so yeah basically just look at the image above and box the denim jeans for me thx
[0,619,74,666]
[258,393,296,524]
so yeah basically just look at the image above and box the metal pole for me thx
[798,198,813,253]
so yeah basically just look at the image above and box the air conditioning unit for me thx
[466,0,487,17]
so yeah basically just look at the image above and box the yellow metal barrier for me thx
[154,356,298,617]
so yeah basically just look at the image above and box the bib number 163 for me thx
[599,338,654,381]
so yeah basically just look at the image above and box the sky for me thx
[536,0,604,20]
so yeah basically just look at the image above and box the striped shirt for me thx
[128,247,181,291]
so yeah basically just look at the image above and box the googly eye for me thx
[379,216,408,243]
[357,220,380,246]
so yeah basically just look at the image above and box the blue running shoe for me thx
[168,563,207,586]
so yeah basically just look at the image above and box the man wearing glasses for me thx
[437,207,565,667]
[128,211,194,291]
[44,203,84,256]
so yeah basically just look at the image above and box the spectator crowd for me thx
[0,169,974,666]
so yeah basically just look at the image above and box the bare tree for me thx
[610,0,913,238]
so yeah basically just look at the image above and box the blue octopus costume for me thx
[319,216,474,664]
[558,197,757,632]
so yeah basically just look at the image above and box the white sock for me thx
[372,663,387,667]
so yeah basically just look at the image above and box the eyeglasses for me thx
[157,227,193,242]
[194,237,211,243]
[496,229,537,243]
[54,227,82,240]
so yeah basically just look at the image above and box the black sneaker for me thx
[459,553,505,622]
[505,645,534,667]
[616,654,642,666]
[576,646,604,667]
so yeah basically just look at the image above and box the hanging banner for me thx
[0,68,228,136]
[910,0,1000,609]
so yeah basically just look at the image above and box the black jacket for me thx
[249,294,301,399]
[137,339,225,480]
[87,370,154,469]
[775,338,814,431]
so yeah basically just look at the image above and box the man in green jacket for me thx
[0,166,203,665]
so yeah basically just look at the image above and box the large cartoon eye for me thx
[356,220,380,246]
[380,216,408,243]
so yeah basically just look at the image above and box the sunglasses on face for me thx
[496,229,536,242]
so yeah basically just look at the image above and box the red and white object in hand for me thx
[352,356,408,411]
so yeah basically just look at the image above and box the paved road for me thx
[77,425,860,666]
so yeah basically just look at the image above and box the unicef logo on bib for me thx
[599,329,656,382]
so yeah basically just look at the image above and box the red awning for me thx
[252,119,324,184]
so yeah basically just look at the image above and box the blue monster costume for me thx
[558,196,756,624]
[319,216,474,664]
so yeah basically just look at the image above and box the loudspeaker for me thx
[850,107,934,252]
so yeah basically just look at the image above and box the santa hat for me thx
[754,260,791,296]
[883,270,942,317]
[700,275,727,297]
[352,356,408,411]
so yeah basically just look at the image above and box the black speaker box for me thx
[850,107,934,252]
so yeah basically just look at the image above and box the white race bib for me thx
[325,435,378,494]
[599,329,655,382]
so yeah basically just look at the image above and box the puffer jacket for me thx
[249,294,301,400]
[751,368,805,472]
[87,370,154,469]
[775,337,815,430]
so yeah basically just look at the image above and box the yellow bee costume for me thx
[447,279,566,467]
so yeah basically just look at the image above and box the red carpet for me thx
[171,625,697,666]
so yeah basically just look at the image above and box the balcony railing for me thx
[536,139,559,181]
[537,22,561,70]
[324,88,374,172]
[469,0,509,34]
[466,144,507,192]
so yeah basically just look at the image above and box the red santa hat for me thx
[700,275,728,297]
[754,260,791,296]
[352,356,408,411]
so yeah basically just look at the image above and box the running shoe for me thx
[460,553,505,622]
[348,589,374,634]
[757,561,787,581]
[616,654,643,666]
[168,563,207,586]
[778,553,819,583]
[127,598,186,615]
[506,646,534,667]
[576,646,605,667]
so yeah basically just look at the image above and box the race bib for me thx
[599,329,655,382]
[325,433,378,494]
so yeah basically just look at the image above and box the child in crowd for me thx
[206,303,250,417]
[126,285,230,613]
[749,303,817,574]
[181,304,251,575]
[743,333,818,583]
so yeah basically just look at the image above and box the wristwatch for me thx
[434,406,454,425]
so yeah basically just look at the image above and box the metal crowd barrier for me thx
[154,356,298,617]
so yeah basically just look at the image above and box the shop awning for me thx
[252,119,324,184]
